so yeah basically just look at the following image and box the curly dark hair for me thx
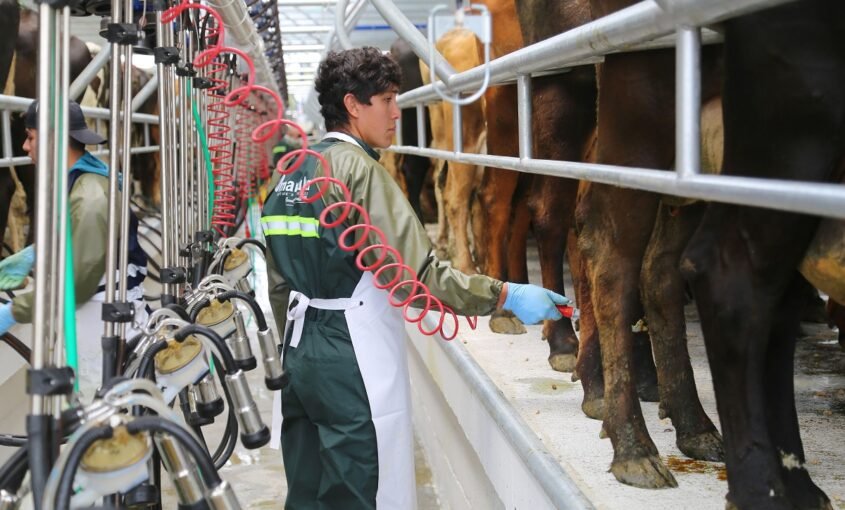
[315,47,402,131]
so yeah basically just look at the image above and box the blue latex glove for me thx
[0,245,35,291]
[502,282,571,325]
[0,303,16,336]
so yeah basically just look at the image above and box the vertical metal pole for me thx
[103,0,124,339]
[415,104,425,148]
[118,28,135,343]
[156,10,173,301]
[1,111,11,160]
[676,26,701,179]
[32,2,56,416]
[179,75,190,248]
[29,5,64,507]
[53,7,72,370]
[199,91,209,231]
[517,74,533,159]
[394,116,402,146]
[451,103,462,153]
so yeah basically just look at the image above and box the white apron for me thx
[271,271,416,509]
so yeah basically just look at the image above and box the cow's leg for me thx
[579,184,673,488]
[766,276,832,510]
[445,162,478,274]
[481,83,526,334]
[571,221,604,419]
[641,202,723,461]
[403,154,429,222]
[0,169,14,251]
[531,175,579,372]
[682,2,844,505]
[826,299,845,349]
[433,159,449,259]
[507,183,531,284]
[580,48,678,488]
[530,73,595,372]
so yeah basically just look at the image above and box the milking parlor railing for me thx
[335,0,845,221]
[0,93,160,169]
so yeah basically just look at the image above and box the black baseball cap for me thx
[24,100,108,145]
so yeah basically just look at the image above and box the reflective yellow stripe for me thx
[261,215,321,238]
[261,215,320,226]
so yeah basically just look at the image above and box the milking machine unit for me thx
[0,0,291,506]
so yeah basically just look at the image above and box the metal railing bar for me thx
[68,44,112,100]
[388,145,845,221]
[0,94,159,124]
[397,0,787,107]
[0,145,161,168]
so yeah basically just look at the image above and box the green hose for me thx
[190,82,215,224]
[64,212,79,390]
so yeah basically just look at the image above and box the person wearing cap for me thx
[0,100,149,400]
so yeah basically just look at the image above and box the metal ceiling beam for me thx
[281,25,333,33]
[285,44,326,51]
[278,0,336,5]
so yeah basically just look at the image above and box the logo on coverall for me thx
[274,175,309,205]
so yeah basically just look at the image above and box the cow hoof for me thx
[610,455,678,489]
[678,429,724,462]
[548,353,576,373]
[570,371,580,382]
[581,398,604,420]
[489,310,526,335]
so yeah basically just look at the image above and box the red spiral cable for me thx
[168,0,476,339]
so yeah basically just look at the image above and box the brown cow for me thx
[570,0,725,488]
[475,0,529,336]
[681,1,844,506]
[420,28,486,275]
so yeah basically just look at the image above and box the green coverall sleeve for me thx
[325,145,503,316]
[11,174,108,323]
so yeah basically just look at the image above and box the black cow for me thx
[682,1,844,508]
[389,36,432,222]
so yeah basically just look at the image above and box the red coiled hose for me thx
[169,0,476,339]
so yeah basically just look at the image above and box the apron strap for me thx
[284,290,362,348]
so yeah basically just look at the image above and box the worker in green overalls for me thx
[262,47,570,509]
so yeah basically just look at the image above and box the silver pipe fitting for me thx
[155,435,206,506]
[0,489,20,510]
[227,310,256,371]
[206,480,242,510]
[256,329,286,390]
[194,373,224,418]
[225,371,270,449]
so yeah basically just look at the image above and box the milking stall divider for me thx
[0,0,841,508]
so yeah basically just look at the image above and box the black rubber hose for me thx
[0,445,28,491]
[125,417,222,486]
[0,434,27,448]
[210,355,237,469]
[214,291,268,331]
[1,333,31,363]
[55,426,114,510]
[235,238,265,252]
[214,249,232,275]
[27,414,52,510]
[188,298,211,323]
[164,303,192,322]
[137,339,169,381]
[173,324,236,373]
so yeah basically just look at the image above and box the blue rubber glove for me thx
[0,245,35,291]
[0,303,16,336]
[502,282,571,325]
